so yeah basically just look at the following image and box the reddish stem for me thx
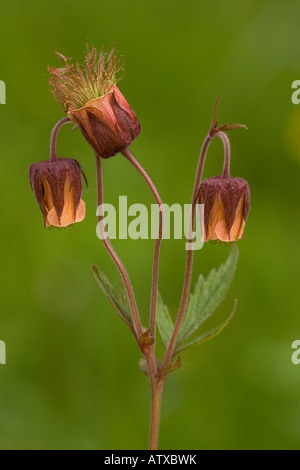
[217,131,231,178]
[162,133,211,368]
[49,117,71,161]
[162,101,234,368]
[122,148,164,341]
[95,153,143,338]
[96,152,163,450]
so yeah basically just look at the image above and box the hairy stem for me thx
[218,131,231,178]
[149,380,165,450]
[121,148,165,450]
[96,153,163,448]
[122,148,164,341]
[162,103,231,367]
[49,117,71,161]
[162,135,210,367]
[95,153,143,338]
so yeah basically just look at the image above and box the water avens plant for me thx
[29,43,250,450]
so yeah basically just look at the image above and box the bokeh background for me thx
[0,0,300,450]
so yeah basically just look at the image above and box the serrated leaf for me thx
[156,292,174,347]
[92,265,133,328]
[177,245,239,346]
[175,300,237,355]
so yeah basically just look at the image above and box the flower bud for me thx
[198,176,250,242]
[68,85,141,158]
[49,44,141,158]
[29,158,86,228]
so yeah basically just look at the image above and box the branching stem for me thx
[95,153,143,338]
[162,100,237,368]
[95,152,163,450]
[122,148,165,341]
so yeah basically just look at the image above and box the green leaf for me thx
[177,245,239,346]
[156,292,174,347]
[139,357,149,376]
[175,300,237,355]
[92,265,133,327]
[118,280,132,318]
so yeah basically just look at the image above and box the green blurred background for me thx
[0,0,300,450]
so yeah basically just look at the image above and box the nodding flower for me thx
[199,176,250,242]
[48,44,141,158]
[29,158,86,228]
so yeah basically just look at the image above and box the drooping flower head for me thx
[196,97,250,243]
[199,176,250,242]
[48,44,141,158]
[29,158,86,228]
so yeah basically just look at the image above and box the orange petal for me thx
[42,177,54,212]
[207,196,225,241]
[46,199,86,227]
[46,176,86,228]
[214,219,231,241]
[229,196,245,241]
[75,199,86,223]
[214,196,246,242]
[46,207,60,227]
[83,91,117,128]
[59,177,76,227]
